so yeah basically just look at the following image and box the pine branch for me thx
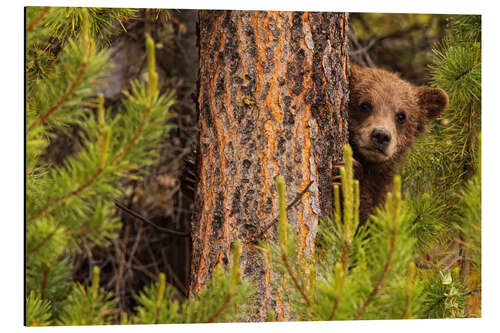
[206,295,232,323]
[67,223,104,237]
[401,262,416,319]
[340,240,351,275]
[27,166,104,225]
[28,9,92,132]
[27,230,57,254]
[354,228,396,319]
[112,108,150,164]
[281,253,311,306]
[29,37,162,226]
[41,264,49,299]
[28,57,89,131]
[354,184,400,320]
[327,294,340,321]
[27,7,50,34]
[455,62,479,81]
[401,289,411,319]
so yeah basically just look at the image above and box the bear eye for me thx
[396,112,406,124]
[360,102,372,113]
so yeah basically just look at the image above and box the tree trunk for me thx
[190,10,349,321]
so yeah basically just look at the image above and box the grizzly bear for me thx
[346,64,449,224]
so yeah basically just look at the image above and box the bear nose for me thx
[371,128,391,147]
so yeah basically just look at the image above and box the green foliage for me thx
[58,267,117,325]
[264,146,425,321]
[456,153,481,269]
[43,7,136,42]
[406,192,445,251]
[181,241,255,323]
[420,268,467,318]
[26,292,52,326]
[26,7,176,325]
[26,7,136,41]
[26,7,135,88]
[133,273,182,324]
[132,241,254,324]
[401,14,481,317]
[402,15,481,195]
[267,133,480,320]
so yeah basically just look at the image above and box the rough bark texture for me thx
[191,10,349,321]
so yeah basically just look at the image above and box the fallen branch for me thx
[114,200,190,237]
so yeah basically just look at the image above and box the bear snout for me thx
[370,127,391,149]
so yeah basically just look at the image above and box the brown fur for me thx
[348,65,448,223]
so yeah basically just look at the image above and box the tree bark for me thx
[190,10,349,321]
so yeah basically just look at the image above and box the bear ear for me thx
[349,63,362,84]
[417,87,449,120]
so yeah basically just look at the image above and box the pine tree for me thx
[262,145,425,320]
[400,15,481,317]
[26,7,176,324]
[130,241,254,324]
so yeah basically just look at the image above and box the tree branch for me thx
[281,253,310,306]
[206,295,231,323]
[28,57,89,131]
[114,200,190,237]
[354,227,397,319]
[27,167,104,225]
[26,7,50,34]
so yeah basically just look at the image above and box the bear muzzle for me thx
[371,127,392,149]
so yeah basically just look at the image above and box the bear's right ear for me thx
[417,87,449,120]
[349,64,361,83]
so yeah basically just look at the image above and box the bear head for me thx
[348,64,449,164]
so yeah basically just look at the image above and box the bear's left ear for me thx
[416,87,449,134]
[417,87,449,120]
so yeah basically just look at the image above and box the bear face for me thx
[347,64,449,224]
[349,65,448,165]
